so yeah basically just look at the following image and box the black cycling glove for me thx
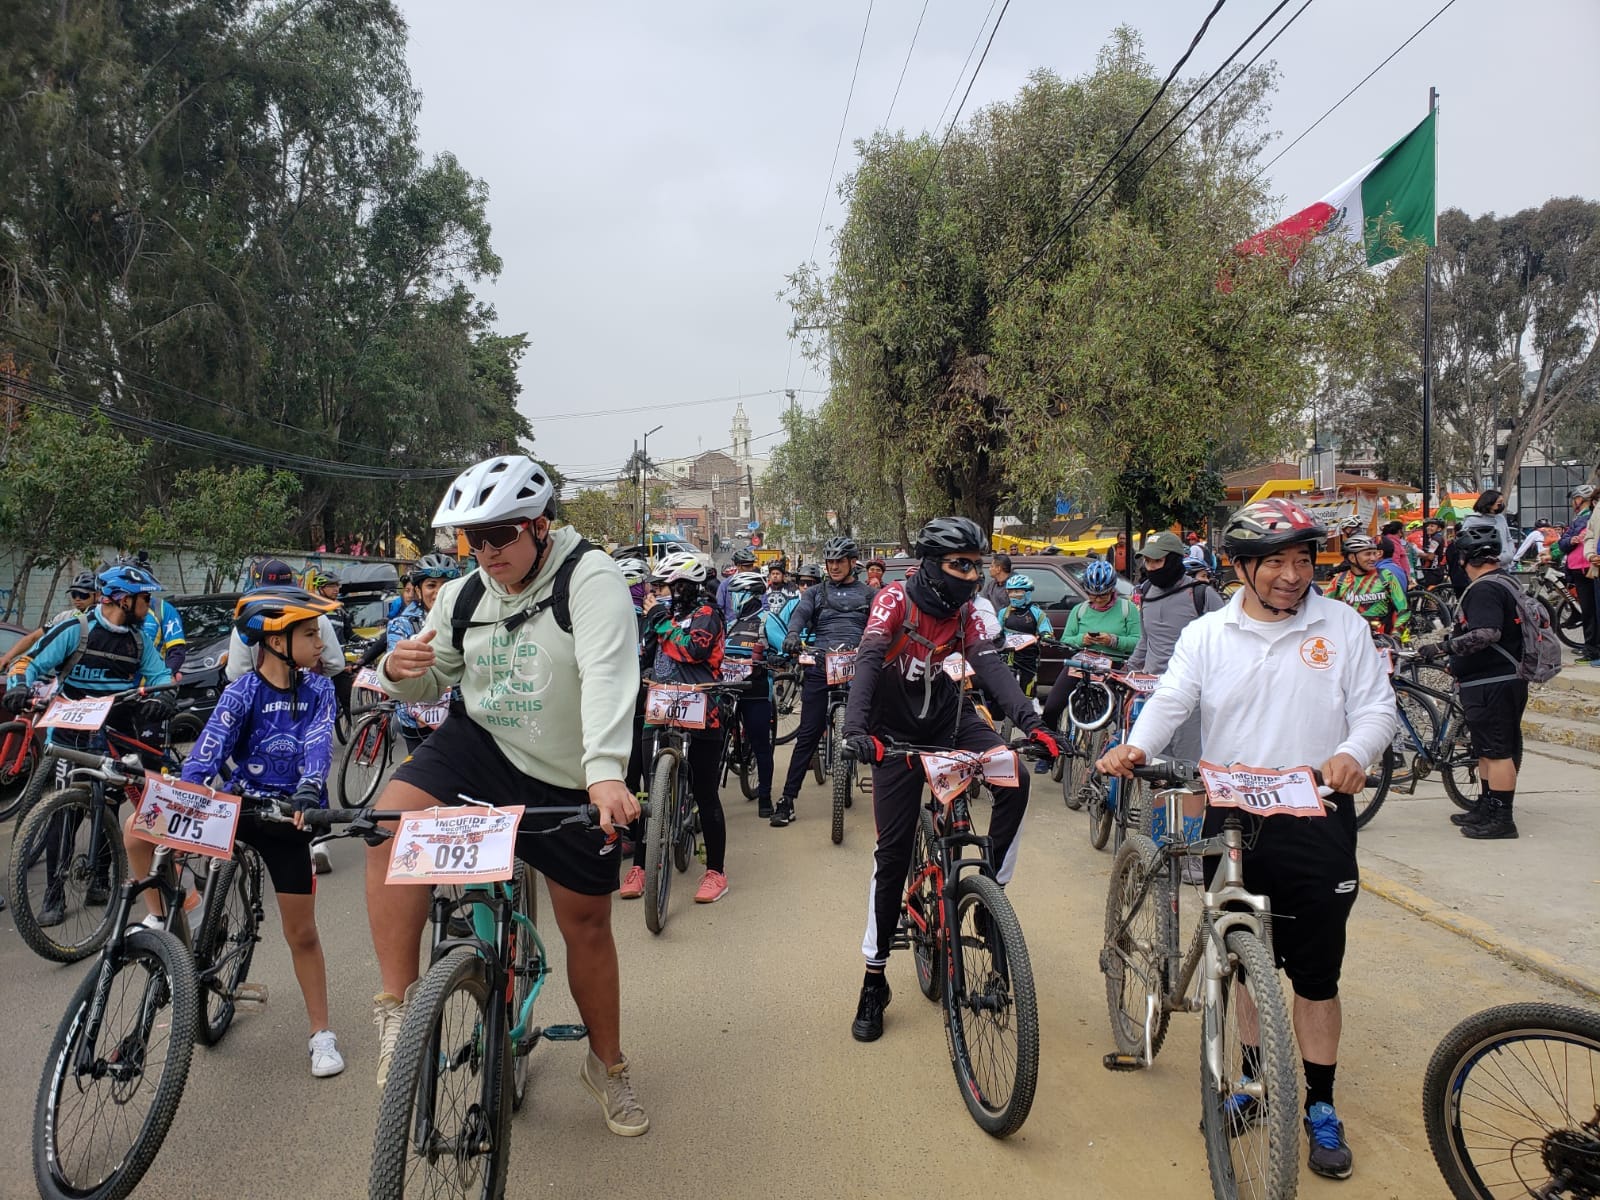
[3,685,31,715]
[139,691,177,724]
[290,781,324,814]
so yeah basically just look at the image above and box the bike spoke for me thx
[402,993,492,1198]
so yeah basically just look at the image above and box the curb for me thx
[1359,867,1600,1003]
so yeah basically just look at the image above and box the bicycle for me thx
[8,686,185,963]
[1405,580,1456,642]
[300,799,643,1200]
[640,681,739,935]
[1100,756,1304,1200]
[714,659,762,804]
[1422,1001,1600,1200]
[879,736,1046,1137]
[1055,654,1153,852]
[798,647,858,846]
[0,687,48,821]
[32,747,286,1200]
[770,661,803,745]
[1354,651,1477,829]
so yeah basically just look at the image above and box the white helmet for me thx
[432,455,554,528]
[616,557,648,586]
[651,550,711,585]
[729,570,767,594]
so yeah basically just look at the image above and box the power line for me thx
[532,388,822,423]
[883,0,932,128]
[998,0,1230,293]
[920,0,1012,195]
[809,0,877,263]
[1251,0,1461,184]
[932,0,999,135]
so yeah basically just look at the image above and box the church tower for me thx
[731,403,752,467]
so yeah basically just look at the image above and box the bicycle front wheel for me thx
[1422,1002,1600,1200]
[1438,710,1479,811]
[1350,748,1394,831]
[370,947,509,1200]
[194,850,261,1047]
[643,755,677,936]
[339,710,393,808]
[1102,834,1172,1062]
[11,786,129,964]
[946,873,1039,1138]
[908,809,942,1002]
[34,928,199,1200]
[1554,594,1586,650]
[772,673,802,745]
[1198,929,1299,1200]
[829,708,849,846]
[0,726,41,822]
[1060,727,1090,809]
[509,859,538,1112]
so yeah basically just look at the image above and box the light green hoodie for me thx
[379,526,640,790]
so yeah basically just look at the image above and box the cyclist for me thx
[1461,489,1514,570]
[794,561,822,591]
[774,535,873,828]
[1100,497,1396,1182]
[726,570,787,816]
[631,550,731,903]
[716,546,758,623]
[141,569,188,676]
[996,573,1052,695]
[1417,518,1447,589]
[0,570,99,673]
[1184,557,1213,586]
[1375,521,1411,586]
[387,553,461,754]
[764,562,796,613]
[3,565,175,925]
[373,454,647,1134]
[842,518,1057,1041]
[1125,532,1221,764]
[1557,484,1598,662]
[864,557,887,590]
[1330,536,1411,643]
[1058,560,1140,663]
[126,587,346,1077]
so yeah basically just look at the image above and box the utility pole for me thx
[640,424,663,553]
[632,439,640,537]
[1420,85,1438,518]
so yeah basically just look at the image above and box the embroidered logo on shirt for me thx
[1299,636,1337,670]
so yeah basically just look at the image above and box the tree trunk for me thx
[37,560,66,624]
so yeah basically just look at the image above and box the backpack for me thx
[1456,572,1563,687]
[1136,580,1207,618]
[59,610,147,683]
[449,538,606,654]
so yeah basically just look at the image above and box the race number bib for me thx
[1197,761,1326,818]
[405,701,450,728]
[129,777,242,860]
[354,667,388,694]
[919,746,1021,805]
[38,696,115,732]
[719,658,753,682]
[386,806,526,885]
[1002,632,1038,651]
[645,685,709,730]
[1119,672,1160,694]
[1078,652,1114,672]
[940,653,975,681]
[825,651,857,685]
[1377,647,1396,675]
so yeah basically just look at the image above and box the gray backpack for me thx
[1457,573,1562,687]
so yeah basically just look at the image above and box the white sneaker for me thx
[309,1029,345,1078]
[127,912,164,933]
[311,843,332,875]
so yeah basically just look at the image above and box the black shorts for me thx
[1203,795,1359,1003]
[1459,679,1528,761]
[391,712,618,896]
[235,814,315,896]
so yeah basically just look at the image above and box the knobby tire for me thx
[10,785,129,964]
[1103,834,1172,1061]
[643,755,676,936]
[909,808,942,1003]
[193,851,261,1047]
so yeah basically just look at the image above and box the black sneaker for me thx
[757,797,773,819]
[769,800,795,828]
[1449,802,1488,827]
[38,881,67,928]
[85,875,112,906]
[1303,1102,1353,1179]
[851,981,892,1042]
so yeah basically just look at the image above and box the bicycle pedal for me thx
[1102,1052,1145,1072]
[235,982,269,1005]
[539,1023,588,1043]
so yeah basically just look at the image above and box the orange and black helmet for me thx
[234,587,341,646]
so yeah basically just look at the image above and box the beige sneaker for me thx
[373,990,406,1090]
[580,1051,650,1136]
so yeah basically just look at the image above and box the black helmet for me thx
[1221,499,1326,560]
[913,517,987,558]
[1455,524,1503,565]
[732,547,757,567]
[822,535,858,562]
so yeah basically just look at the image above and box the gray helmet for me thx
[913,517,987,557]
[1342,535,1377,555]
[731,547,757,566]
[68,571,97,597]
[822,536,859,562]
[1571,483,1596,502]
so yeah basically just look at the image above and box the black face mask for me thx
[1143,557,1186,589]
[669,580,702,615]
[909,560,978,618]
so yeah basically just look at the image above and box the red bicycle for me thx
[0,692,47,822]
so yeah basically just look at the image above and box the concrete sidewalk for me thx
[1356,743,1600,994]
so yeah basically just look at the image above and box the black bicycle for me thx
[1423,1002,1600,1199]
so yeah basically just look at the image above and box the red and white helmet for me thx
[1222,499,1326,559]
[651,551,711,585]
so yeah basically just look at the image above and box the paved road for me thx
[0,762,1586,1200]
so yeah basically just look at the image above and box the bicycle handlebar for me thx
[1131,756,1328,791]
[300,801,651,833]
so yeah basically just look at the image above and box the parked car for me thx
[0,620,29,661]
[166,593,240,744]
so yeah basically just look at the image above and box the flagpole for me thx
[1420,86,1438,519]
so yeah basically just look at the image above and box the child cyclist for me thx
[996,573,1053,695]
[627,551,731,904]
[125,587,346,1078]
[389,553,462,753]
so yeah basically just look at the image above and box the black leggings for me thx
[632,734,727,874]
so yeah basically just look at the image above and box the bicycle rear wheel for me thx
[1350,748,1394,831]
[339,711,392,808]
[370,947,509,1200]
[1102,834,1172,1062]
[1407,588,1454,642]
[1422,1002,1600,1200]
[1198,929,1299,1200]
[10,786,129,964]
[772,673,802,745]
[945,873,1039,1137]
[1554,594,1585,650]
[34,928,199,1200]
[908,809,942,1002]
[1438,709,1478,811]
[1060,727,1090,809]
[194,850,261,1047]
[829,708,850,846]
[643,755,676,936]
[0,725,41,822]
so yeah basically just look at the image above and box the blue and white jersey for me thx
[180,671,336,803]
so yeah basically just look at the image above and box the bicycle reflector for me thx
[1068,679,1115,732]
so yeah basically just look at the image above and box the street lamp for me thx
[640,424,663,548]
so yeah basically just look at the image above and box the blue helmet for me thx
[1082,560,1118,595]
[97,565,163,599]
[1184,557,1210,575]
[1003,573,1034,594]
[408,553,462,584]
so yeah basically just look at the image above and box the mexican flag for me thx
[1236,111,1436,267]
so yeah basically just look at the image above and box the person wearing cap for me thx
[1125,531,1223,766]
[0,571,101,673]
[1417,519,1447,589]
[1557,484,1599,662]
[225,559,346,682]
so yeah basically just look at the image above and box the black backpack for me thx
[449,538,606,653]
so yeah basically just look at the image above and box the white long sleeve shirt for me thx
[1127,589,1396,774]
[225,615,345,682]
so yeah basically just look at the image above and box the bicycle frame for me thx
[902,782,1000,1002]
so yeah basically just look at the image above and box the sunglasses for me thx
[941,556,984,574]
[461,520,530,551]
[68,590,94,600]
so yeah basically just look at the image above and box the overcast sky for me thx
[396,0,1600,489]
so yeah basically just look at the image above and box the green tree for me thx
[558,486,635,547]
[147,467,301,592]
